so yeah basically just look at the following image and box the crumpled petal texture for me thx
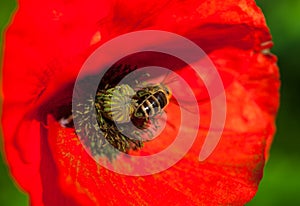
[2,0,279,205]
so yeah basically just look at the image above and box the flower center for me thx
[72,64,172,158]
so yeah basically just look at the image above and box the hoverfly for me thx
[131,83,172,126]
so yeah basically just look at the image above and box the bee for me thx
[132,84,172,122]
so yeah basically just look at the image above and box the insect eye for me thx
[166,87,172,98]
[164,87,170,95]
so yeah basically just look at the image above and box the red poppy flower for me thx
[2,0,279,205]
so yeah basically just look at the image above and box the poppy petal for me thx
[44,44,279,205]
[2,0,279,205]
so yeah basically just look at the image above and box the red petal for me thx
[2,0,279,205]
[44,46,279,205]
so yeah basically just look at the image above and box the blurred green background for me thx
[0,0,299,205]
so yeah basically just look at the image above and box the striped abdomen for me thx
[134,90,169,119]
